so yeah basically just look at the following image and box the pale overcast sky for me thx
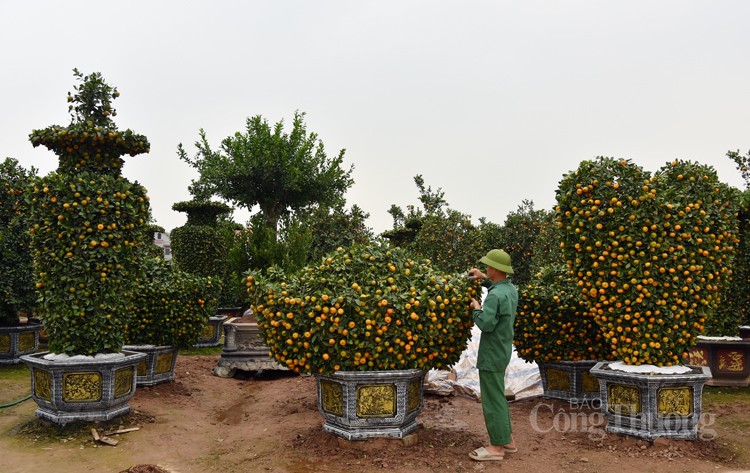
[1,1,747,234]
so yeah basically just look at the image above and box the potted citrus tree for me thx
[124,258,220,385]
[557,157,739,440]
[0,158,43,364]
[171,195,235,347]
[515,264,614,403]
[21,69,151,425]
[246,241,481,440]
[688,150,750,386]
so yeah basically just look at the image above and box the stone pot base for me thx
[123,345,179,386]
[688,338,750,387]
[316,369,425,440]
[0,322,43,365]
[590,362,711,441]
[194,315,228,348]
[538,360,601,404]
[213,317,286,377]
[21,350,146,426]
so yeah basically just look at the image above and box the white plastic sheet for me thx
[425,324,543,401]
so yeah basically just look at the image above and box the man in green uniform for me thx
[467,249,518,462]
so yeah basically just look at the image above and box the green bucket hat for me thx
[480,249,514,275]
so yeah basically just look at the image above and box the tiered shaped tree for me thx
[28,69,151,355]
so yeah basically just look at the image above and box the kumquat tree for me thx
[556,157,739,366]
[246,241,482,374]
[515,264,614,363]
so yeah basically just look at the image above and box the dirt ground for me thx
[1,354,749,473]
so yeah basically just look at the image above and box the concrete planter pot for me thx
[688,336,750,387]
[193,315,228,348]
[20,350,146,426]
[0,321,43,365]
[316,369,425,440]
[123,345,179,386]
[590,361,711,441]
[538,360,601,404]
[213,315,286,377]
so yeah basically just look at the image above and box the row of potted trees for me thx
[7,69,749,442]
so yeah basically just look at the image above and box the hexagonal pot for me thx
[213,315,286,377]
[123,345,179,386]
[0,321,43,365]
[21,350,146,426]
[316,369,425,440]
[590,361,711,441]
[537,360,601,404]
[193,315,228,348]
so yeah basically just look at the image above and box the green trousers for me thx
[479,369,512,445]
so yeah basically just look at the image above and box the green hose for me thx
[0,394,32,408]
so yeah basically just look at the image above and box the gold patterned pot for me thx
[20,350,146,426]
[123,345,179,386]
[316,369,424,440]
[0,321,43,365]
[193,315,228,348]
[688,337,750,387]
[590,361,711,440]
[537,360,601,404]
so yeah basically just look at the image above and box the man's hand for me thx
[470,298,481,310]
[467,267,486,280]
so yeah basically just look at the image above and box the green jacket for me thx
[472,278,518,372]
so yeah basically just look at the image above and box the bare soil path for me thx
[1,355,749,473]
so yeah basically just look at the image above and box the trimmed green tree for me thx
[27,69,151,355]
[709,149,750,332]
[125,258,220,348]
[170,195,235,306]
[556,157,738,366]
[178,111,353,237]
[0,158,38,325]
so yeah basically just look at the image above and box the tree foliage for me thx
[178,111,353,235]
[247,242,482,374]
[515,264,614,363]
[496,200,555,287]
[556,157,739,366]
[27,69,151,355]
[125,258,220,348]
[170,197,235,306]
[0,158,38,325]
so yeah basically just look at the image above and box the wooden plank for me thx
[98,436,119,446]
[104,427,140,435]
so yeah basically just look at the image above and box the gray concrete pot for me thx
[20,350,146,426]
[193,315,228,348]
[123,345,179,386]
[316,369,425,440]
[213,315,286,377]
[0,321,43,365]
[538,360,601,404]
[590,361,711,441]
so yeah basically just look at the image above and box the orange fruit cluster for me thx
[515,265,614,363]
[556,158,739,366]
[247,242,481,374]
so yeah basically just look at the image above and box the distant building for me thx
[153,231,172,261]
